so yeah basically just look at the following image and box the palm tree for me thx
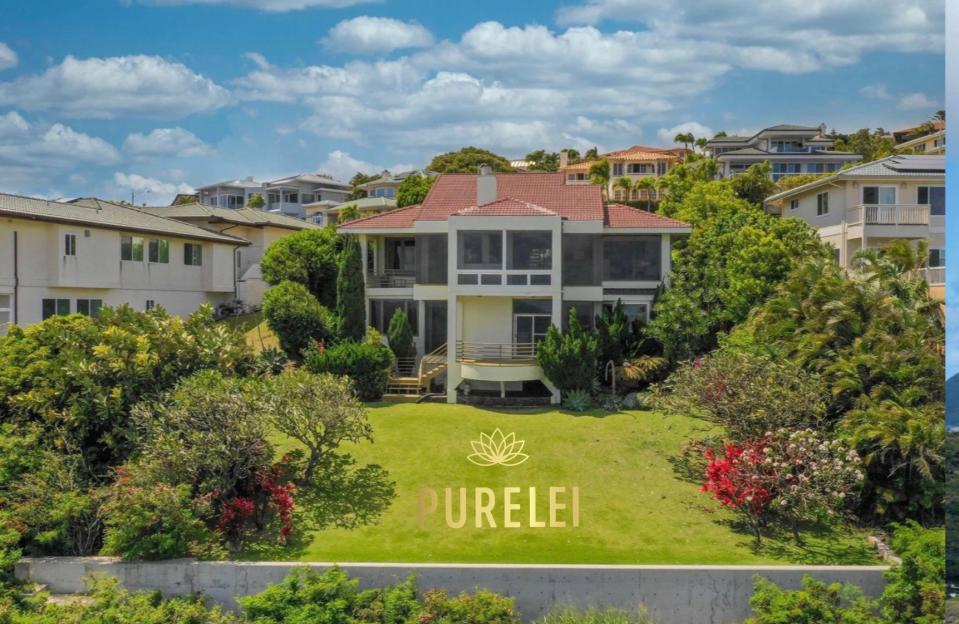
[695,137,708,153]
[588,160,611,200]
[633,177,658,211]
[613,176,633,202]
[673,132,695,158]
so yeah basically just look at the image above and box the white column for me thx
[359,235,369,327]
[446,294,460,404]
[660,234,672,286]
[416,300,426,359]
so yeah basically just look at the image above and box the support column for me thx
[660,234,672,286]
[446,295,461,404]
[416,300,426,360]
[359,234,369,326]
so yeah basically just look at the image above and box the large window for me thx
[507,231,551,270]
[562,234,600,286]
[816,192,829,216]
[148,239,170,264]
[603,236,661,281]
[369,299,417,336]
[627,163,654,174]
[42,298,70,319]
[415,234,448,284]
[562,301,594,331]
[457,231,502,270]
[918,186,945,215]
[121,235,144,261]
[929,248,945,268]
[862,186,896,205]
[184,243,203,266]
[385,238,416,272]
[76,299,103,317]
[282,191,299,203]
[808,163,838,173]
[0,294,10,331]
[64,233,77,256]
[772,163,801,180]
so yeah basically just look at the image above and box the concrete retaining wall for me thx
[16,558,888,624]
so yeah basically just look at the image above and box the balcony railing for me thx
[366,271,415,288]
[847,204,929,226]
[456,341,538,364]
[926,266,945,285]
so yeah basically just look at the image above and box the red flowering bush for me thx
[702,429,863,543]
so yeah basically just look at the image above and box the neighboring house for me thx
[196,177,262,209]
[358,169,437,200]
[559,146,682,203]
[142,202,318,306]
[307,196,396,227]
[338,167,690,404]
[764,155,945,298]
[263,173,350,218]
[894,120,946,155]
[705,124,861,180]
[0,194,249,334]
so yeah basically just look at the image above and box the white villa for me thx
[195,176,263,209]
[705,124,861,180]
[339,167,690,404]
[143,202,317,305]
[0,194,250,333]
[764,155,945,297]
[262,173,350,218]
[559,145,684,203]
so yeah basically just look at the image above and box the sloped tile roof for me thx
[3,194,249,244]
[603,204,690,229]
[603,145,681,161]
[143,202,316,230]
[455,197,558,217]
[339,203,422,229]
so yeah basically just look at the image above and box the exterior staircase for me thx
[386,343,447,397]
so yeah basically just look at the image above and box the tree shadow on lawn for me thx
[237,528,311,561]
[720,517,879,565]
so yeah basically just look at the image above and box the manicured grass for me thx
[243,403,877,565]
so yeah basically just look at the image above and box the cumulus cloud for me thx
[860,83,892,100]
[317,149,415,181]
[123,127,213,158]
[323,16,434,54]
[657,121,715,145]
[113,172,195,198]
[134,0,374,11]
[0,55,231,119]
[897,92,939,110]
[0,42,17,70]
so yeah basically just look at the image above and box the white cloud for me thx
[0,55,231,119]
[657,121,715,144]
[113,172,195,198]
[135,0,374,10]
[0,42,17,70]
[860,83,892,100]
[323,16,434,54]
[317,149,415,182]
[897,92,938,110]
[123,127,213,158]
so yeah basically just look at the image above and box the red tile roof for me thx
[339,203,421,228]
[603,204,690,229]
[455,197,558,217]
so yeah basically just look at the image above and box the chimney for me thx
[559,150,569,170]
[476,163,496,205]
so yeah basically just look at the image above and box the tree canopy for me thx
[396,173,435,207]
[427,146,514,174]
[260,227,341,308]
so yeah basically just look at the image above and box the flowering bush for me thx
[702,429,863,543]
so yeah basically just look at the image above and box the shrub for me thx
[100,481,224,561]
[260,226,341,307]
[304,341,394,401]
[386,308,415,360]
[537,310,598,392]
[535,607,654,624]
[562,389,592,412]
[881,522,945,624]
[336,235,366,342]
[420,588,519,624]
[653,350,829,442]
[257,347,288,375]
[262,281,337,359]
[595,300,634,367]
[746,575,879,623]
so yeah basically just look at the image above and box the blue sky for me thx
[0,0,945,205]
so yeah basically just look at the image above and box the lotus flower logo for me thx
[467,428,529,467]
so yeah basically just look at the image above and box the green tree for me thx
[588,160,610,198]
[346,172,377,201]
[612,176,633,202]
[537,309,599,392]
[386,308,415,360]
[263,281,337,358]
[832,128,895,162]
[427,147,514,173]
[338,203,360,223]
[336,236,366,342]
[246,193,265,210]
[396,173,435,207]
[673,132,695,153]
[633,176,658,210]
[595,300,633,366]
[524,149,560,171]
[655,156,719,217]
[694,136,708,153]
[730,161,777,206]
[261,227,341,307]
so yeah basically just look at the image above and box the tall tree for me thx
[261,228,341,308]
[386,309,415,360]
[335,235,366,342]
[730,161,777,206]
[346,172,378,201]
[588,160,610,199]
[427,146,514,173]
[674,132,695,153]
[832,128,895,162]
[524,149,560,172]
[633,177,658,211]
[396,173,435,207]
[613,176,633,202]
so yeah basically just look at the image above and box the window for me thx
[789,199,799,211]
[832,247,841,264]
[562,301,594,331]
[301,193,315,204]
[64,233,77,256]
[120,236,144,261]
[770,140,805,153]
[184,243,203,266]
[808,163,838,174]
[369,299,417,335]
[0,294,10,331]
[507,231,551,270]
[148,239,170,263]
[771,163,802,180]
[816,192,829,216]
[862,186,896,205]
[372,187,396,198]
[267,192,280,205]
[626,163,654,174]
[415,235,448,284]
[282,191,299,203]
[603,302,648,326]
[611,163,624,176]
[562,235,600,286]
[76,299,102,317]
[918,186,945,216]
[603,236,661,281]
[929,248,945,268]
[145,300,156,311]
[457,231,502,270]
[42,298,70,319]
[385,238,416,271]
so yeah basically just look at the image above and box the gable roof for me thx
[142,202,317,230]
[338,203,422,229]
[455,197,558,217]
[706,124,826,147]
[603,204,690,229]
[3,195,249,244]
[266,173,350,188]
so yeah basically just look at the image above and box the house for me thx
[307,196,396,227]
[764,155,945,297]
[196,177,263,209]
[338,167,691,404]
[263,173,350,218]
[894,119,946,155]
[358,169,436,200]
[559,146,682,203]
[0,193,249,334]
[705,124,861,180]
[142,202,318,306]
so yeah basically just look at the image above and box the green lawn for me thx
[243,403,877,565]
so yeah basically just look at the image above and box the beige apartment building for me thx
[559,146,683,203]
[0,194,249,333]
[764,155,945,297]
